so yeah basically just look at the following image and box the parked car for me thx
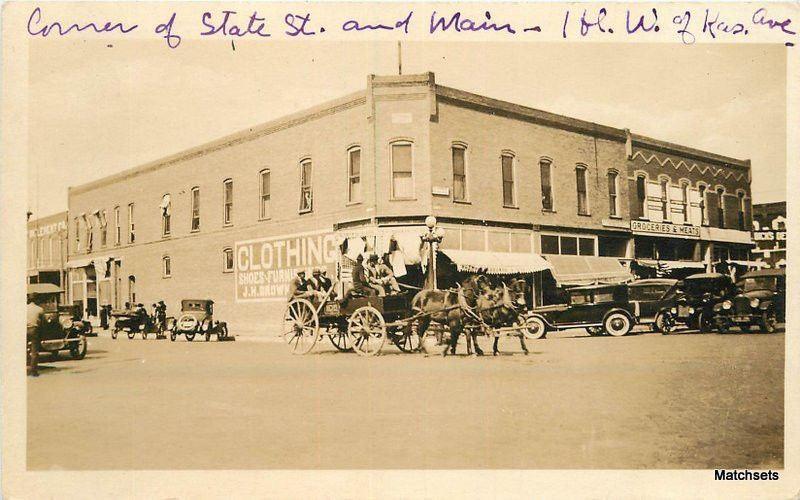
[168,299,229,342]
[712,269,785,333]
[27,284,88,361]
[59,304,94,337]
[663,273,737,333]
[627,279,680,333]
[526,283,636,338]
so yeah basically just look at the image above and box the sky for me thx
[28,40,787,218]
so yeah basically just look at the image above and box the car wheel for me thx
[604,312,632,337]
[127,331,135,340]
[697,312,712,333]
[740,323,751,333]
[522,316,547,340]
[169,331,176,342]
[70,335,87,360]
[111,328,118,340]
[760,310,777,333]
[655,312,675,335]
[585,326,604,336]
[217,324,228,341]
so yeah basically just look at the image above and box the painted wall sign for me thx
[631,220,700,238]
[235,230,339,301]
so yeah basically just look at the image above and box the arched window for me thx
[575,165,589,215]
[636,174,647,217]
[259,170,271,219]
[680,182,690,224]
[347,148,362,203]
[223,179,233,225]
[299,159,313,213]
[390,141,414,200]
[698,184,708,225]
[607,170,619,217]
[162,255,171,278]
[160,193,171,236]
[716,187,726,228]
[540,159,554,212]
[501,152,516,207]
[190,187,200,231]
[451,143,467,202]
[222,247,234,273]
[659,178,670,221]
[128,275,136,304]
[113,206,121,246]
[737,191,746,230]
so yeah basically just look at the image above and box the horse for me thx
[411,275,490,356]
[475,277,530,356]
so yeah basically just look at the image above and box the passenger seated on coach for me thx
[350,254,378,298]
[310,268,336,300]
[288,270,325,303]
[374,253,401,296]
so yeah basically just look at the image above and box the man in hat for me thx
[376,253,401,294]
[352,254,377,297]
[26,293,44,377]
[288,270,324,302]
[365,254,387,296]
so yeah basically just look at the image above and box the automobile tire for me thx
[142,331,148,340]
[186,332,195,342]
[523,316,547,340]
[70,335,87,360]
[169,331,176,342]
[127,331,135,340]
[111,329,118,340]
[217,324,228,341]
[655,312,675,335]
[697,312,712,333]
[604,312,632,337]
[85,323,93,335]
[760,310,777,333]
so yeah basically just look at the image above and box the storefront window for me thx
[579,238,595,256]
[541,235,559,255]
[560,236,578,255]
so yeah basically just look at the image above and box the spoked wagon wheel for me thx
[393,325,420,353]
[283,299,319,355]
[327,328,352,352]
[348,306,387,356]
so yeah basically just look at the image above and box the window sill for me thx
[298,210,313,215]
[222,223,234,228]
[190,229,200,233]
[162,234,171,239]
[258,217,272,222]
[390,198,417,202]
[345,201,363,207]
[453,200,472,205]
[162,275,172,279]
[503,205,519,210]
[222,269,233,274]
[577,213,592,217]
[542,209,556,214]
[608,215,623,220]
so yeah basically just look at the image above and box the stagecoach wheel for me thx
[348,306,386,357]
[393,325,420,353]
[604,312,632,337]
[70,335,87,360]
[127,331,135,340]
[760,309,777,333]
[586,326,604,337]
[523,316,547,340]
[217,324,228,341]
[282,299,319,355]
[327,328,353,352]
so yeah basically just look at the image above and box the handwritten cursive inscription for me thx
[27,7,138,37]
[430,11,516,34]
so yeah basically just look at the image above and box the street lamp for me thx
[421,216,445,289]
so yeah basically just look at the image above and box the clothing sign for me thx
[631,220,700,238]
[235,231,338,301]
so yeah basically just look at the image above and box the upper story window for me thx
[540,159,553,212]
[99,210,108,247]
[114,206,121,246]
[716,187,726,228]
[451,144,467,202]
[128,203,136,244]
[391,142,413,200]
[259,170,271,219]
[299,160,313,213]
[660,178,670,221]
[348,148,362,204]
[636,175,647,217]
[84,214,93,252]
[222,247,234,273]
[162,255,171,278]
[575,165,589,215]
[680,182,690,223]
[607,170,619,217]
[699,185,708,226]
[74,217,81,251]
[190,187,200,231]
[501,153,516,207]
[738,191,746,230]
[160,194,172,236]
[223,179,234,225]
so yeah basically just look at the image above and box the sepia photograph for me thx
[3,1,799,498]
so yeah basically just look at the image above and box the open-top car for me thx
[663,273,737,333]
[27,284,88,361]
[169,299,229,342]
[712,268,785,333]
[526,283,636,338]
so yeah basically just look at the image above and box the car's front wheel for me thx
[654,312,675,334]
[760,309,777,333]
[70,335,87,360]
[522,316,547,340]
[604,312,632,337]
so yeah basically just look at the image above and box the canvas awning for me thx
[27,283,63,295]
[441,249,552,275]
[638,259,706,270]
[544,255,633,286]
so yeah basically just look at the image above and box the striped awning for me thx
[544,255,633,286]
[441,249,552,275]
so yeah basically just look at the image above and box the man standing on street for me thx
[27,293,44,377]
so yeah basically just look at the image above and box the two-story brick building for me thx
[27,211,69,301]
[66,72,754,334]
[751,201,786,269]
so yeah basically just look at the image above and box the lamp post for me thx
[421,216,445,290]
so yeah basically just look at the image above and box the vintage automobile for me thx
[27,284,88,361]
[526,283,636,338]
[59,304,94,337]
[168,299,229,342]
[711,269,785,333]
[662,273,737,333]
[627,279,680,333]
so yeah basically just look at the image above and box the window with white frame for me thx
[501,153,516,207]
[660,178,670,221]
[299,160,313,212]
[391,142,413,199]
[576,165,589,215]
[161,194,171,236]
[85,214,93,252]
[717,187,726,228]
[607,170,619,217]
[540,234,596,256]
[114,206,120,245]
[452,144,467,202]
[259,170,271,219]
[190,187,200,231]
[222,247,234,273]
[74,217,81,251]
[99,210,107,247]
[223,179,233,224]
[347,148,361,203]
[128,203,136,243]
[540,159,553,211]
[680,182,690,224]
[738,191,746,230]
[699,185,708,225]
[162,255,171,278]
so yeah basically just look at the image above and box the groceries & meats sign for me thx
[235,230,338,301]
